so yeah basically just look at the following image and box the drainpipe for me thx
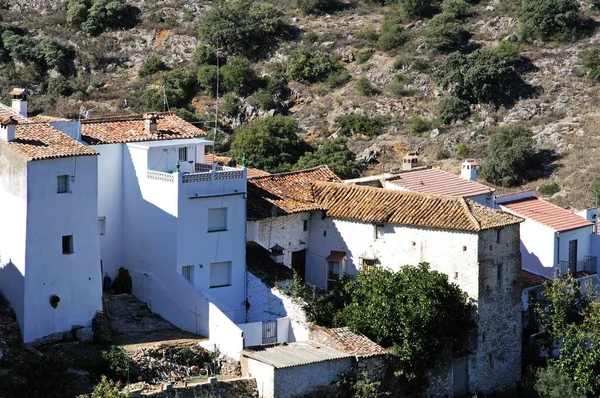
[556,232,560,277]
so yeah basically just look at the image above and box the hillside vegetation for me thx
[5,0,600,207]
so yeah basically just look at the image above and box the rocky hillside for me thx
[5,0,600,208]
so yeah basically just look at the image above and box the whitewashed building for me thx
[0,97,102,343]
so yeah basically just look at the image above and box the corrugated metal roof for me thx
[386,167,494,197]
[242,341,351,368]
[501,197,593,232]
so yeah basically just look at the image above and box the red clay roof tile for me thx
[501,197,592,232]
[386,167,494,197]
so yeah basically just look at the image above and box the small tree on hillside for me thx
[398,0,439,18]
[293,138,365,179]
[230,116,305,172]
[424,12,468,52]
[519,0,581,42]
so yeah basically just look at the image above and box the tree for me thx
[66,0,136,35]
[535,362,584,398]
[287,47,340,84]
[583,47,600,81]
[519,0,581,42]
[193,44,218,67]
[220,57,258,96]
[437,96,471,124]
[424,12,467,52]
[440,0,469,19]
[398,0,438,18]
[294,139,366,179]
[230,116,305,172]
[481,124,536,187]
[143,69,197,110]
[335,264,472,382]
[335,114,381,137]
[138,56,167,78]
[198,0,284,58]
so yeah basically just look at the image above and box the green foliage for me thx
[337,372,390,398]
[387,74,412,98]
[2,31,75,76]
[377,19,404,51]
[221,56,258,96]
[456,142,469,157]
[360,23,379,41]
[407,116,428,133]
[583,47,600,81]
[66,0,134,35]
[411,57,430,72]
[196,65,218,96]
[47,75,73,97]
[535,362,584,398]
[326,68,350,88]
[538,182,560,196]
[287,47,341,84]
[356,48,374,63]
[230,116,305,172]
[434,48,521,105]
[356,76,376,96]
[481,124,535,187]
[221,93,242,116]
[101,346,134,381]
[398,0,438,18]
[440,0,469,18]
[336,264,472,381]
[143,69,197,110]
[297,0,334,14]
[435,147,449,160]
[171,108,201,122]
[437,96,471,124]
[293,138,366,179]
[198,0,284,58]
[519,0,581,42]
[193,45,218,67]
[138,55,167,78]
[78,375,132,398]
[424,12,467,52]
[335,114,381,137]
[249,89,276,110]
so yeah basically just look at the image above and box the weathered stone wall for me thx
[140,378,258,398]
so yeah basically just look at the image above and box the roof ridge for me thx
[82,112,174,124]
[314,180,466,201]
[249,165,334,180]
[462,199,482,231]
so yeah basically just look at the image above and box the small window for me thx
[207,208,228,232]
[178,147,188,161]
[62,235,73,254]
[361,258,376,274]
[210,261,231,288]
[303,220,309,232]
[375,224,385,239]
[98,217,106,236]
[57,175,69,194]
[497,264,502,283]
[182,265,194,283]
[496,229,501,244]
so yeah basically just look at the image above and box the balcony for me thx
[557,256,598,277]
[146,163,245,184]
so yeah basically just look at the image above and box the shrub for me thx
[144,69,197,109]
[407,116,428,133]
[360,23,379,41]
[66,0,136,35]
[78,376,132,398]
[171,108,201,122]
[47,76,73,97]
[221,56,257,96]
[250,89,276,110]
[398,0,439,18]
[519,0,581,42]
[583,47,600,81]
[138,55,167,78]
[196,65,218,96]
[294,138,366,179]
[356,48,374,63]
[377,19,404,51]
[438,96,471,124]
[424,12,467,52]
[456,142,469,157]
[198,0,284,58]
[356,76,376,96]
[387,75,411,97]
[287,48,340,83]
[435,147,449,160]
[538,182,560,196]
[411,57,430,72]
[221,93,242,116]
[535,362,584,398]
[335,114,381,137]
[101,346,134,381]
[297,0,334,14]
[326,68,350,88]
[440,0,469,18]
[481,124,536,187]
[192,45,218,67]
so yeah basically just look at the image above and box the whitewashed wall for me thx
[507,217,557,278]
[209,302,244,360]
[558,226,593,270]
[246,358,275,398]
[273,358,353,398]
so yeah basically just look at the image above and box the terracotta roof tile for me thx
[247,166,341,220]
[29,115,71,123]
[313,182,522,232]
[522,269,549,289]
[0,103,29,124]
[81,112,205,145]
[386,167,494,197]
[310,327,387,357]
[204,153,235,166]
[247,168,271,178]
[2,123,98,161]
[500,197,592,232]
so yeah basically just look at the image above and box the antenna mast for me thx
[213,39,220,160]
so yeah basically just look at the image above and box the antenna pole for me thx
[213,39,219,161]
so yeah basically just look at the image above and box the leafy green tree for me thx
[535,362,584,398]
[424,12,467,52]
[66,0,135,35]
[583,47,600,81]
[440,0,469,18]
[198,0,284,58]
[38,38,76,75]
[437,96,471,124]
[230,116,305,172]
[287,47,340,84]
[377,19,404,51]
[143,69,197,110]
[196,65,218,96]
[221,56,258,96]
[335,114,381,137]
[398,0,439,18]
[520,0,581,42]
[294,138,365,179]
[249,89,275,110]
[138,55,167,78]
[434,48,521,105]
[193,44,218,67]
[481,124,536,187]
[47,76,73,97]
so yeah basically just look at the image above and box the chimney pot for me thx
[0,116,18,141]
[402,153,419,171]
[9,88,27,117]
[144,113,158,132]
[461,159,478,181]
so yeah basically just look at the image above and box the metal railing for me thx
[557,256,598,276]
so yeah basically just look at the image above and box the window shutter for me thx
[208,208,227,232]
[210,262,231,287]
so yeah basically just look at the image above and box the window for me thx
[326,251,346,291]
[496,229,501,244]
[57,175,69,193]
[361,258,377,274]
[207,208,228,232]
[375,224,385,239]
[303,220,309,232]
[98,217,106,236]
[497,263,502,284]
[182,265,194,283]
[62,235,73,254]
[210,261,231,288]
[178,147,188,161]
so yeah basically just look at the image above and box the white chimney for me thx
[9,88,27,117]
[461,159,478,181]
[402,153,419,171]
[0,116,18,141]
[144,113,158,132]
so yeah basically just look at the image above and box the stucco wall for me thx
[512,218,556,278]
[246,358,275,398]
[557,226,593,272]
[274,357,353,398]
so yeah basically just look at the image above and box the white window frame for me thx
[210,261,232,288]
[182,265,194,283]
[62,235,73,255]
[57,175,69,194]
[98,217,106,236]
[208,208,228,232]
[178,147,188,161]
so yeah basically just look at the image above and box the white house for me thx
[497,191,596,279]
[0,97,102,343]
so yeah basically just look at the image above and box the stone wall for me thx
[140,378,257,398]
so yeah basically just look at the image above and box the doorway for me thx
[291,250,306,282]
[569,239,578,275]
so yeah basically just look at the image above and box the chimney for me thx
[9,88,27,117]
[402,153,419,171]
[461,159,478,181]
[144,113,158,132]
[0,116,18,141]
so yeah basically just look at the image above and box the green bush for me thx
[440,0,470,18]
[287,48,340,83]
[435,147,450,160]
[196,65,218,96]
[387,75,411,97]
[335,114,381,137]
[221,56,258,96]
[360,23,379,41]
[437,96,471,124]
[407,116,428,133]
[198,0,284,58]
[297,0,334,14]
[377,19,404,51]
[192,45,218,67]
[47,76,73,97]
[519,0,581,42]
[66,0,135,35]
[144,69,197,109]
[250,89,276,110]
[221,93,242,116]
[583,47,600,81]
[424,12,467,52]
[535,362,584,398]
[411,58,430,72]
[138,56,167,78]
[398,0,439,18]
[326,68,350,88]
[77,375,132,398]
[356,48,374,63]
[456,142,469,157]
[101,346,134,381]
[294,138,366,179]
[538,182,560,196]
[2,32,75,76]
[356,76,376,96]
